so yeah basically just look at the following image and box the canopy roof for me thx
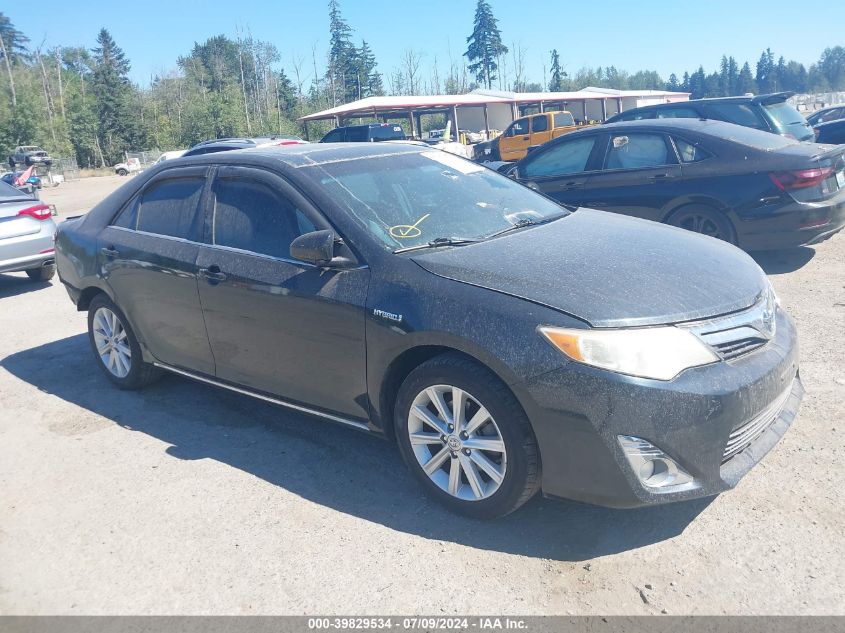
[298,87,690,122]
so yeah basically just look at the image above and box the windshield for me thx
[301,149,569,251]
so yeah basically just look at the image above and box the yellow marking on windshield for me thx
[390,213,430,239]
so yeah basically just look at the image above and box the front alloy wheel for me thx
[408,385,507,501]
[395,354,540,518]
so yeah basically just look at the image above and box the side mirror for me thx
[290,230,354,268]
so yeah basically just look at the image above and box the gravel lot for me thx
[0,175,843,615]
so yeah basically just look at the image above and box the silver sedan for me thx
[0,181,57,282]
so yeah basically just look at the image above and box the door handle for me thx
[100,246,119,257]
[649,173,673,181]
[563,181,584,190]
[522,136,530,141]
[198,265,227,284]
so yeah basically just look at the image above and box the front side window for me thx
[133,177,204,239]
[506,119,529,137]
[521,137,596,178]
[300,150,569,252]
[531,116,549,133]
[212,178,314,259]
[345,127,369,142]
[321,129,344,143]
[605,134,672,170]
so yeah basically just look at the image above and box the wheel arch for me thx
[661,198,738,243]
[375,341,524,442]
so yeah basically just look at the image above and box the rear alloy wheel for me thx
[667,205,735,244]
[87,294,159,389]
[395,354,540,518]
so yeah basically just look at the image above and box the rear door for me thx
[195,166,370,419]
[577,131,682,222]
[99,166,215,374]
[515,134,603,206]
[529,114,552,147]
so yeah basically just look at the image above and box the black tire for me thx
[394,353,541,519]
[25,265,55,282]
[24,156,34,166]
[8,157,15,169]
[116,168,128,176]
[87,294,160,390]
[666,204,736,244]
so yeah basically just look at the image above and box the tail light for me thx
[769,167,833,191]
[16,204,52,220]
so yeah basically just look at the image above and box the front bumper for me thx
[521,309,801,508]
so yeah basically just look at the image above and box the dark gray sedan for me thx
[55,143,802,518]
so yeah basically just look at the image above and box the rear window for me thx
[553,112,575,127]
[719,125,798,151]
[764,102,812,137]
[0,180,34,202]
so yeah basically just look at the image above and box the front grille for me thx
[722,383,792,463]
[711,335,769,360]
[683,288,777,362]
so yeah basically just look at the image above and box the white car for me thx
[114,157,142,176]
[153,150,187,164]
[0,181,57,282]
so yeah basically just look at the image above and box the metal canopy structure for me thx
[297,87,690,140]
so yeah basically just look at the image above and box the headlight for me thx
[539,325,719,381]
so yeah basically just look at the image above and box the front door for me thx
[499,117,531,161]
[100,166,215,374]
[515,134,601,207]
[195,166,370,420]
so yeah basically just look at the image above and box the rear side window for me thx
[618,110,655,121]
[605,134,672,169]
[134,177,204,239]
[212,178,315,259]
[346,127,369,142]
[704,103,767,130]
[521,137,596,178]
[673,137,712,163]
[531,116,549,133]
[656,107,698,119]
[553,112,575,127]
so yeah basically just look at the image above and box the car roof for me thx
[178,141,428,169]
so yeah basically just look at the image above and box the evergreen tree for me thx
[0,12,29,62]
[755,48,776,93]
[681,71,690,92]
[327,0,360,103]
[464,0,508,89]
[358,40,383,97]
[666,73,679,91]
[548,49,564,91]
[737,62,756,94]
[91,28,137,165]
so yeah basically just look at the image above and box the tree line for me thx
[1,2,845,168]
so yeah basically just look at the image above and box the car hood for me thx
[410,209,767,328]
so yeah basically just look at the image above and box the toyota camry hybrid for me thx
[55,143,803,518]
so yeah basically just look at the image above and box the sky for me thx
[6,0,845,90]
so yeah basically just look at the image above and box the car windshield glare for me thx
[302,150,569,251]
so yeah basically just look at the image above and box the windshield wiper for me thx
[394,236,481,254]
[484,212,570,240]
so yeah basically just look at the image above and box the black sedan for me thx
[815,118,845,145]
[511,118,845,250]
[55,143,802,518]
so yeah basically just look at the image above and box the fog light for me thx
[618,435,695,491]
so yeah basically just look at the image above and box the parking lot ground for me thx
[0,176,843,615]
